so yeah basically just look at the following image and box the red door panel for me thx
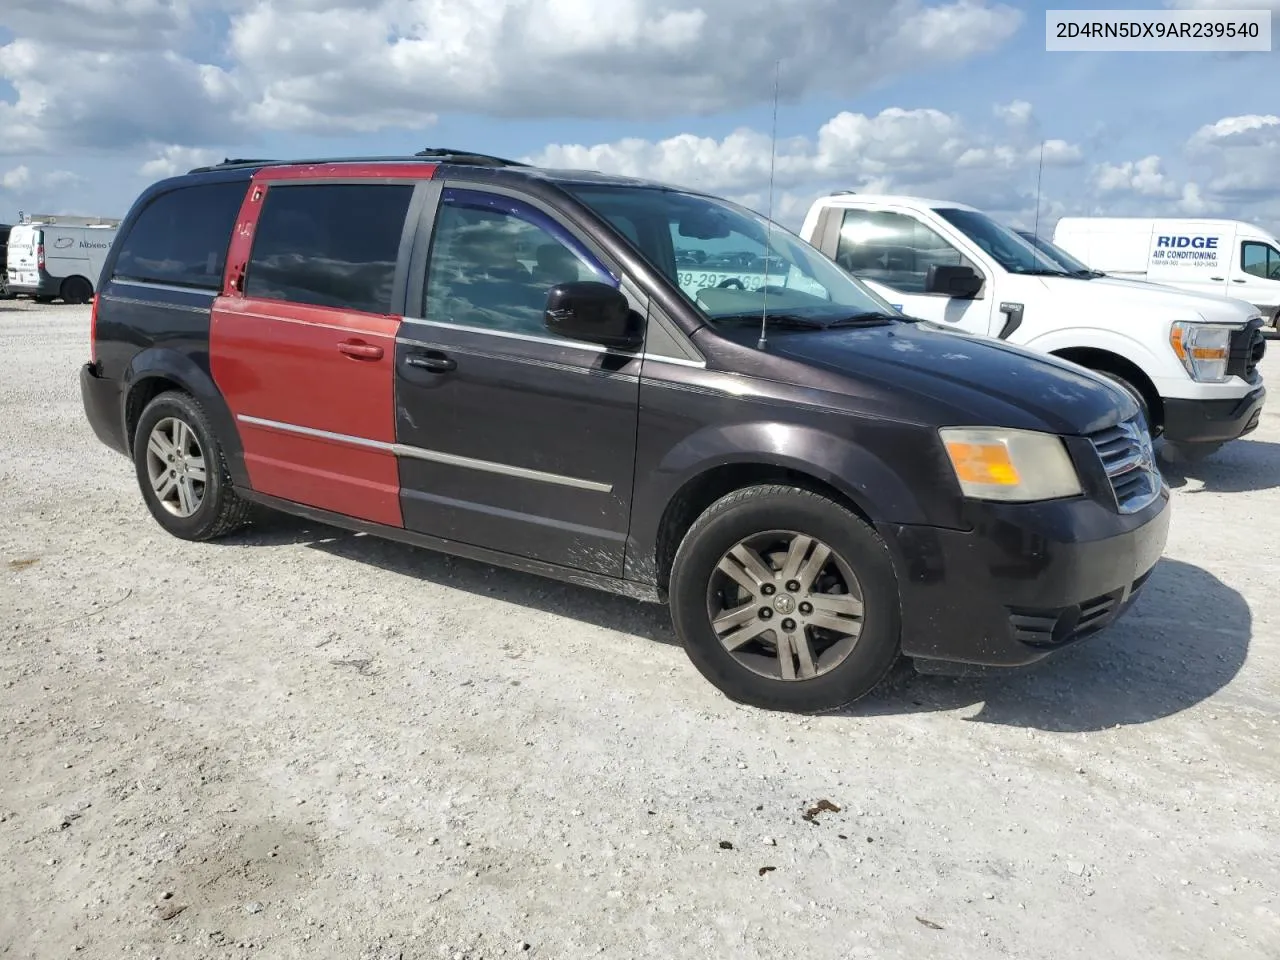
[210,296,404,527]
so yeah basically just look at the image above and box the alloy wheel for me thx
[145,417,207,518]
[706,530,865,682]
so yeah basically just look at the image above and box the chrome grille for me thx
[1088,417,1161,514]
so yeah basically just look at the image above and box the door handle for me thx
[1209,276,1225,281]
[406,351,456,373]
[338,339,383,361]
[1231,278,1248,284]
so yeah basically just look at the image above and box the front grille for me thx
[1087,417,1161,514]
[1227,318,1266,381]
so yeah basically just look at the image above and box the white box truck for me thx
[797,194,1266,462]
[5,214,120,304]
[1051,216,1280,328]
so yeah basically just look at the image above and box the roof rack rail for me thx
[412,147,529,166]
[186,150,530,175]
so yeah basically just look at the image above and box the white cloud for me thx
[0,163,86,220]
[139,145,227,179]
[2,165,31,191]
[529,102,1280,237]
[995,99,1034,127]
[532,104,1087,229]
[1,0,1022,151]
[1186,114,1280,199]
[1093,155,1180,198]
[0,37,238,154]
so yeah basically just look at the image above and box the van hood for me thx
[753,320,1135,436]
[1037,274,1260,323]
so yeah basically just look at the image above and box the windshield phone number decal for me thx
[679,271,777,290]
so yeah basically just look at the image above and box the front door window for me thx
[424,190,614,338]
[835,209,979,294]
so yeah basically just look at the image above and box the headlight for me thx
[939,427,1083,502]
[1170,322,1233,383]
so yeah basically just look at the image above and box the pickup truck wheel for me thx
[668,484,901,713]
[132,391,251,541]
[1159,440,1223,465]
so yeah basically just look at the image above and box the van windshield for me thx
[934,207,1071,277]
[562,184,902,328]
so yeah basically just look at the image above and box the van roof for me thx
[180,149,703,195]
[1055,216,1253,229]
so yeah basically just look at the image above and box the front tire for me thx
[132,391,251,541]
[668,484,901,713]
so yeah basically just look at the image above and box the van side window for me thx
[246,183,414,314]
[423,188,614,338]
[113,181,246,290]
[835,210,978,294]
[1242,241,1280,281]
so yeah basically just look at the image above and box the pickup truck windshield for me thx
[934,207,1071,277]
[1014,230,1103,277]
[563,184,902,327]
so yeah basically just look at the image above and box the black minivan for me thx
[79,151,1170,712]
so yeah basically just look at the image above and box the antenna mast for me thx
[758,59,781,351]
[1032,138,1045,243]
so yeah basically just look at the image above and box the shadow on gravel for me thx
[852,558,1250,732]
[226,512,679,646]
[228,519,1248,730]
[1160,436,1280,494]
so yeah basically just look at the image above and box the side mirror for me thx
[925,264,983,298]
[543,281,642,350]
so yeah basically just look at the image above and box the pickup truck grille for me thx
[1227,318,1266,381]
[1087,417,1161,514]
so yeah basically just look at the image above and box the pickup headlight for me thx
[1170,322,1233,383]
[939,427,1082,502]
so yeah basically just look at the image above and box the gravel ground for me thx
[1,297,1278,960]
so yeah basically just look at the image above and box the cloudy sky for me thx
[1,0,1277,234]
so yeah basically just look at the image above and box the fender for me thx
[624,419,952,585]
[123,347,250,488]
[1020,326,1171,387]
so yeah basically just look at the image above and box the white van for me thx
[797,194,1267,462]
[1052,217,1280,328]
[6,215,120,304]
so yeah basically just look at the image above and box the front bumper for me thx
[80,362,128,456]
[1162,383,1265,444]
[877,489,1171,668]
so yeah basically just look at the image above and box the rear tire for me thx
[668,484,901,713]
[132,390,251,541]
[60,275,93,305]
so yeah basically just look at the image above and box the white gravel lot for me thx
[1,297,1278,960]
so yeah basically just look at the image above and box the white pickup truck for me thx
[796,194,1267,461]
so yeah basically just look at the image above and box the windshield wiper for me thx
[824,311,897,327]
[1014,268,1073,277]
[714,312,829,329]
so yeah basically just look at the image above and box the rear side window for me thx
[245,183,414,314]
[113,181,246,289]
